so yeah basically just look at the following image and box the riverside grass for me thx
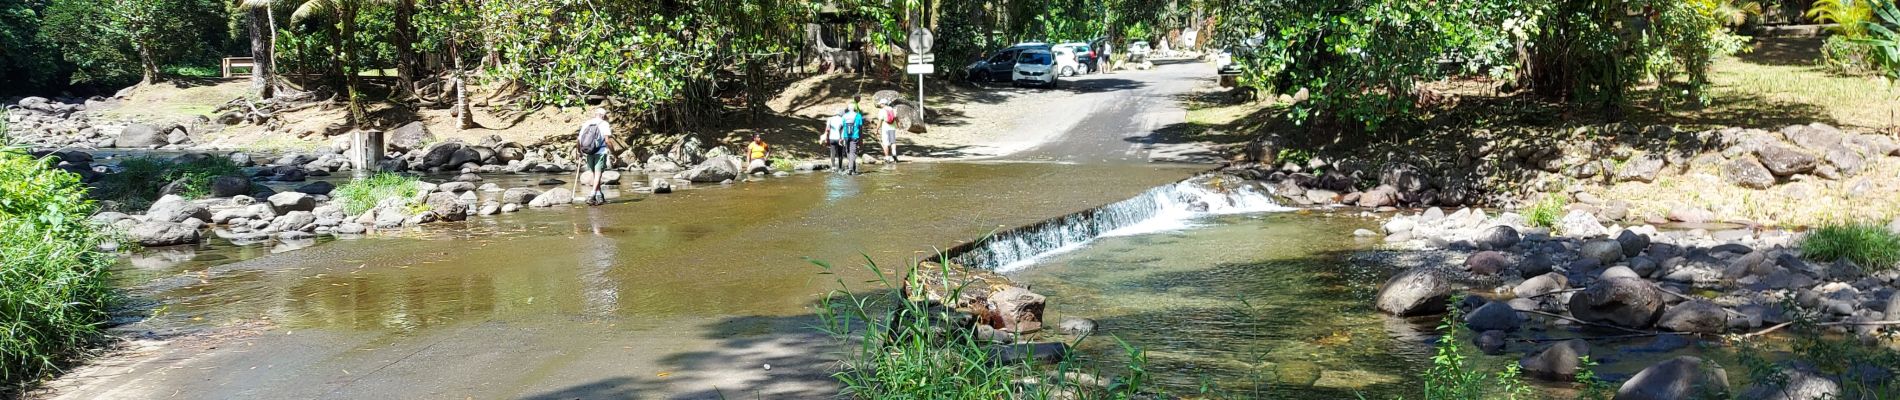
[811,256,1154,399]
[333,173,423,215]
[1801,222,1900,271]
[0,149,115,391]
[94,155,244,208]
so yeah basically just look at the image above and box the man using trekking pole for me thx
[576,107,616,206]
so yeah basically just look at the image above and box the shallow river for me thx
[84,162,1204,398]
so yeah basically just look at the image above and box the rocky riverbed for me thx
[1358,203,1898,398]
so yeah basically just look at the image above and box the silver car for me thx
[1012,49,1058,88]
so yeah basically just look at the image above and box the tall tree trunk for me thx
[337,6,366,127]
[136,41,159,85]
[449,25,474,129]
[248,6,276,99]
[393,0,419,97]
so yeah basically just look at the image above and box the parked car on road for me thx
[965,43,1052,82]
[1051,46,1085,76]
[1054,42,1096,73]
[1012,49,1058,88]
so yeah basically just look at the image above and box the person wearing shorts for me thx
[577,108,616,205]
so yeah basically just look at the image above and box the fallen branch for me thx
[1739,320,1900,338]
[1518,309,1658,335]
[1519,332,1692,342]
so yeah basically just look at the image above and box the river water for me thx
[83,162,1205,398]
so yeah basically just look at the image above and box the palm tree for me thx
[239,0,276,99]
[292,0,375,126]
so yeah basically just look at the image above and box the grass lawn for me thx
[1630,37,1900,131]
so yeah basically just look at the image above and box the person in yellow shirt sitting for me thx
[746,133,770,174]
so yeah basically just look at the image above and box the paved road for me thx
[1004,61,1224,164]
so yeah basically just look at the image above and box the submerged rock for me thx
[1617,356,1729,400]
[1520,339,1589,382]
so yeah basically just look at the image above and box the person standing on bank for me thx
[576,107,616,206]
[746,133,770,174]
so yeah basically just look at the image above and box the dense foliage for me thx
[0,148,115,389]
[29,0,238,88]
[1207,0,1750,130]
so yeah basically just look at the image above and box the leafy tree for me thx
[239,0,276,99]
[0,0,68,93]
[291,0,380,125]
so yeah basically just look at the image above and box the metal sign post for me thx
[908,28,934,122]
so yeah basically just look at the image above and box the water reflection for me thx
[579,207,622,317]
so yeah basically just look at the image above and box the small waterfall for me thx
[946,173,1290,272]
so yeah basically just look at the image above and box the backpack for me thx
[578,122,606,154]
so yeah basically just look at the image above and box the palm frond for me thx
[291,0,335,23]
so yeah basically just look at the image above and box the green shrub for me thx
[812,257,1153,399]
[1800,222,1900,270]
[1525,193,1567,230]
[333,173,422,215]
[1823,35,1884,76]
[0,150,115,389]
[1859,0,1900,79]
[94,156,244,207]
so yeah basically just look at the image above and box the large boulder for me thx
[1755,145,1817,176]
[1581,239,1625,264]
[295,181,336,195]
[420,141,467,169]
[266,192,317,214]
[210,175,251,197]
[1464,301,1522,332]
[1514,272,1570,298]
[1616,356,1729,400]
[676,156,743,183]
[530,187,573,207]
[145,195,210,223]
[424,192,468,221]
[129,220,200,246]
[1475,225,1521,250]
[113,123,167,148]
[1379,163,1426,193]
[501,188,541,205]
[1657,300,1727,334]
[1519,339,1589,381]
[1463,251,1513,275]
[1615,230,1651,258]
[387,122,434,152]
[1615,154,1665,183]
[1568,277,1666,329]
[1560,210,1606,237]
[266,211,317,232]
[990,286,1047,333]
[1375,268,1452,316]
[1723,156,1776,189]
[1737,368,1840,400]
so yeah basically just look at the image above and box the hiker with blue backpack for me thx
[841,96,865,175]
[576,107,616,206]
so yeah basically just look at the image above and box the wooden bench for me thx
[222,57,256,78]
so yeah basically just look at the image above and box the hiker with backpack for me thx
[841,97,865,175]
[877,100,901,163]
[823,113,844,170]
[576,107,616,205]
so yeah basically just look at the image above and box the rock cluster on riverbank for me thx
[1246,122,1900,226]
[1361,205,1899,397]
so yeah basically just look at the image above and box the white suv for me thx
[1011,49,1058,88]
